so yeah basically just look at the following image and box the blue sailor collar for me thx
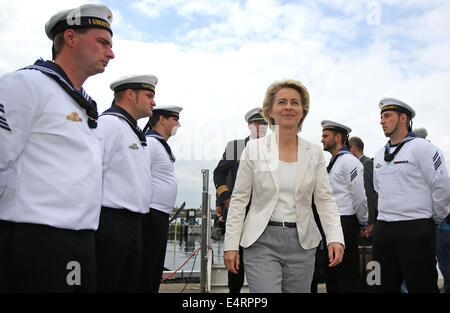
[384,132,417,162]
[385,132,417,149]
[22,59,91,98]
[103,104,138,127]
[21,59,98,128]
[101,104,147,147]
[336,146,352,156]
[146,129,176,162]
[327,146,352,173]
[146,129,165,140]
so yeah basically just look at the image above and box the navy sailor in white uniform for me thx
[321,120,368,292]
[95,74,156,292]
[373,98,450,293]
[0,3,114,292]
[140,105,182,293]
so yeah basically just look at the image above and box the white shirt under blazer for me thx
[0,69,103,230]
[224,133,345,251]
[97,114,152,214]
[374,138,450,223]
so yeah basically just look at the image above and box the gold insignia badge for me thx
[376,163,382,169]
[129,143,139,150]
[66,112,83,122]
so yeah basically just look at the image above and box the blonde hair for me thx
[262,79,310,133]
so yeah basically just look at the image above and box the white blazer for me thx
[224,133,345,251]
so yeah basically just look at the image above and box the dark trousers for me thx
[95,207,143,292]
[0,220,96,292]
[326,215,363,293]
[436,226,450,293]
[372,218,438,293]
[140,209,170,293]
[228,245,245,293]
[311,240,328,293]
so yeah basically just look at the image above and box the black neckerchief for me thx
[327,146,352,173]
[384,132,417,162]
[146,129,175,162]
[21,59,99,128]
[142,118,152,134]
[101,104,147,147]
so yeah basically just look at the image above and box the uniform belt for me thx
[268,221,296,228]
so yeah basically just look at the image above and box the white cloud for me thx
[177,0,237,17]
[130,0,177,18]
[131,0,236,18]
[111,8,145,41]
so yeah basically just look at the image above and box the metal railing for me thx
[200,169,210,293]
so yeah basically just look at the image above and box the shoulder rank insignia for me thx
[376,163,382,169]
[66,112,83,122]
[129,143,139,150]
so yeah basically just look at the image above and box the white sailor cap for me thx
[45,3,113,40]
[321,120,352,135]
[110,74,158,93]
[153,105,183,118]
[245,107,267,124]
[379,98,415,119]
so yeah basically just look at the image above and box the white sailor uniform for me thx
[140,128,179,292]
[95,106,152,292]
[147,134,178,214]
[372,133,450,292]
[0,69,103,230]
[321,119,368,292]
[326,149,368,292]
[328,152,368,226]
[95,73,157,292]
[97,113,152,214]
[374,137,449,223]
[0,65,103,292]
[0,1,114,293]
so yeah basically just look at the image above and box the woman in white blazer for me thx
[224,79,345,293]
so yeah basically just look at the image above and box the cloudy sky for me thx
[1,0,449,209]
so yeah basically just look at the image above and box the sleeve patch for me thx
[433,151,442,171]
[0,110,11,131]
[350,167,358,182]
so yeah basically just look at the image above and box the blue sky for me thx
[1,0,449,208]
